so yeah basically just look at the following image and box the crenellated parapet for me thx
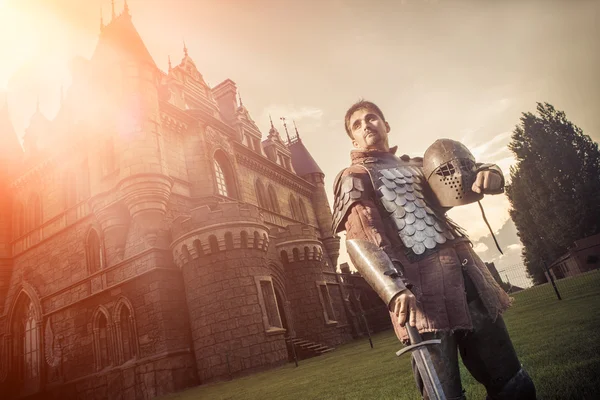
[170,202,270,268]
[273,224,324,263]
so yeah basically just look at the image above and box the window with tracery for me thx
[93,310,112,370]
[268,185,280,213]
[12,296,40,385]
[289,195,299,220]
[299,199,309,223]
[213,151,238,199]
[214,159,228,197]
[255,180,269,209]
[118,306,136,363]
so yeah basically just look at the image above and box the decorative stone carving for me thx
[45,317,63,368]
[205,126,233,155]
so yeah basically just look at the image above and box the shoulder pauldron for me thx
[332,169,370,234]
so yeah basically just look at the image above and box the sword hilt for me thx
[396,324,441,357]
[396,339,442,357]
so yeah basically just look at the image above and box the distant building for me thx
[548,232,600,280]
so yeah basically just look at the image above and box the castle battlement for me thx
[273,224,324,263]
[170,202,270,268]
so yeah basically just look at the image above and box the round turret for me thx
[170,202,287,383]
[274,225,348,348]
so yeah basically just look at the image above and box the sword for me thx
[397,324,446,400]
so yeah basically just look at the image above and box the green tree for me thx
[506,103,600,284]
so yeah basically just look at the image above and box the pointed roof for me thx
[267,115,283,142]
[289,139,323,176]
[179,40,197,69]
[95,9,156,67]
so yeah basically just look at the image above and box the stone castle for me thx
[0,5,389,399]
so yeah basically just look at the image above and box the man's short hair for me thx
[344,100,386,138]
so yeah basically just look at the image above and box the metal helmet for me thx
[423,139,483,207]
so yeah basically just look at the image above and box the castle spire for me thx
[124,0,130,15]
[238,91,243,108]
[183,39,188,57]
[280,117,292,143]
[168,55,172,71]
[293,120,301,142]
[269,114,274,130]
[111,0,116,19]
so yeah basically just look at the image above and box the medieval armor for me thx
[423,139,483,207]
[333,153,468,259]
[346,239,407,307]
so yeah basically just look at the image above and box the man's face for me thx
[348,108,390,151]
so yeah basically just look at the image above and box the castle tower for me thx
[288,134,340,268]
[170,203,288,383]
[87,9,172,248]
[275,225,348,347]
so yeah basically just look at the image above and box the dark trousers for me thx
[412,280,536,399]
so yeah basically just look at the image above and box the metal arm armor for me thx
[331,168,371,234]
[346,239,408,308]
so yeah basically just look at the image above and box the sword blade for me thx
[412,347,446,400]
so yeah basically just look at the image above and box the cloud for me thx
[474,242,489,254]
[467,131,512,162]
[507,243,522,251]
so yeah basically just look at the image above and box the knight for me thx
[333,100,536,399]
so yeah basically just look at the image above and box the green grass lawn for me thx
[160,270,600,400]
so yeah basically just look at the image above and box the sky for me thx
[1,0,599,278]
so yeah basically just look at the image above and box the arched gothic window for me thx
[92,308,113,370]
[114,299,138,364]
[268,185,280,213]
[289,195,299,220]
[86,229,103,274]
[298,199,309,223]
[213,151,237,199]
[255,179,268,209]
[11,294,40,388]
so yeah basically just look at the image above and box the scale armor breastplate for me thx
[363,159,467,257]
